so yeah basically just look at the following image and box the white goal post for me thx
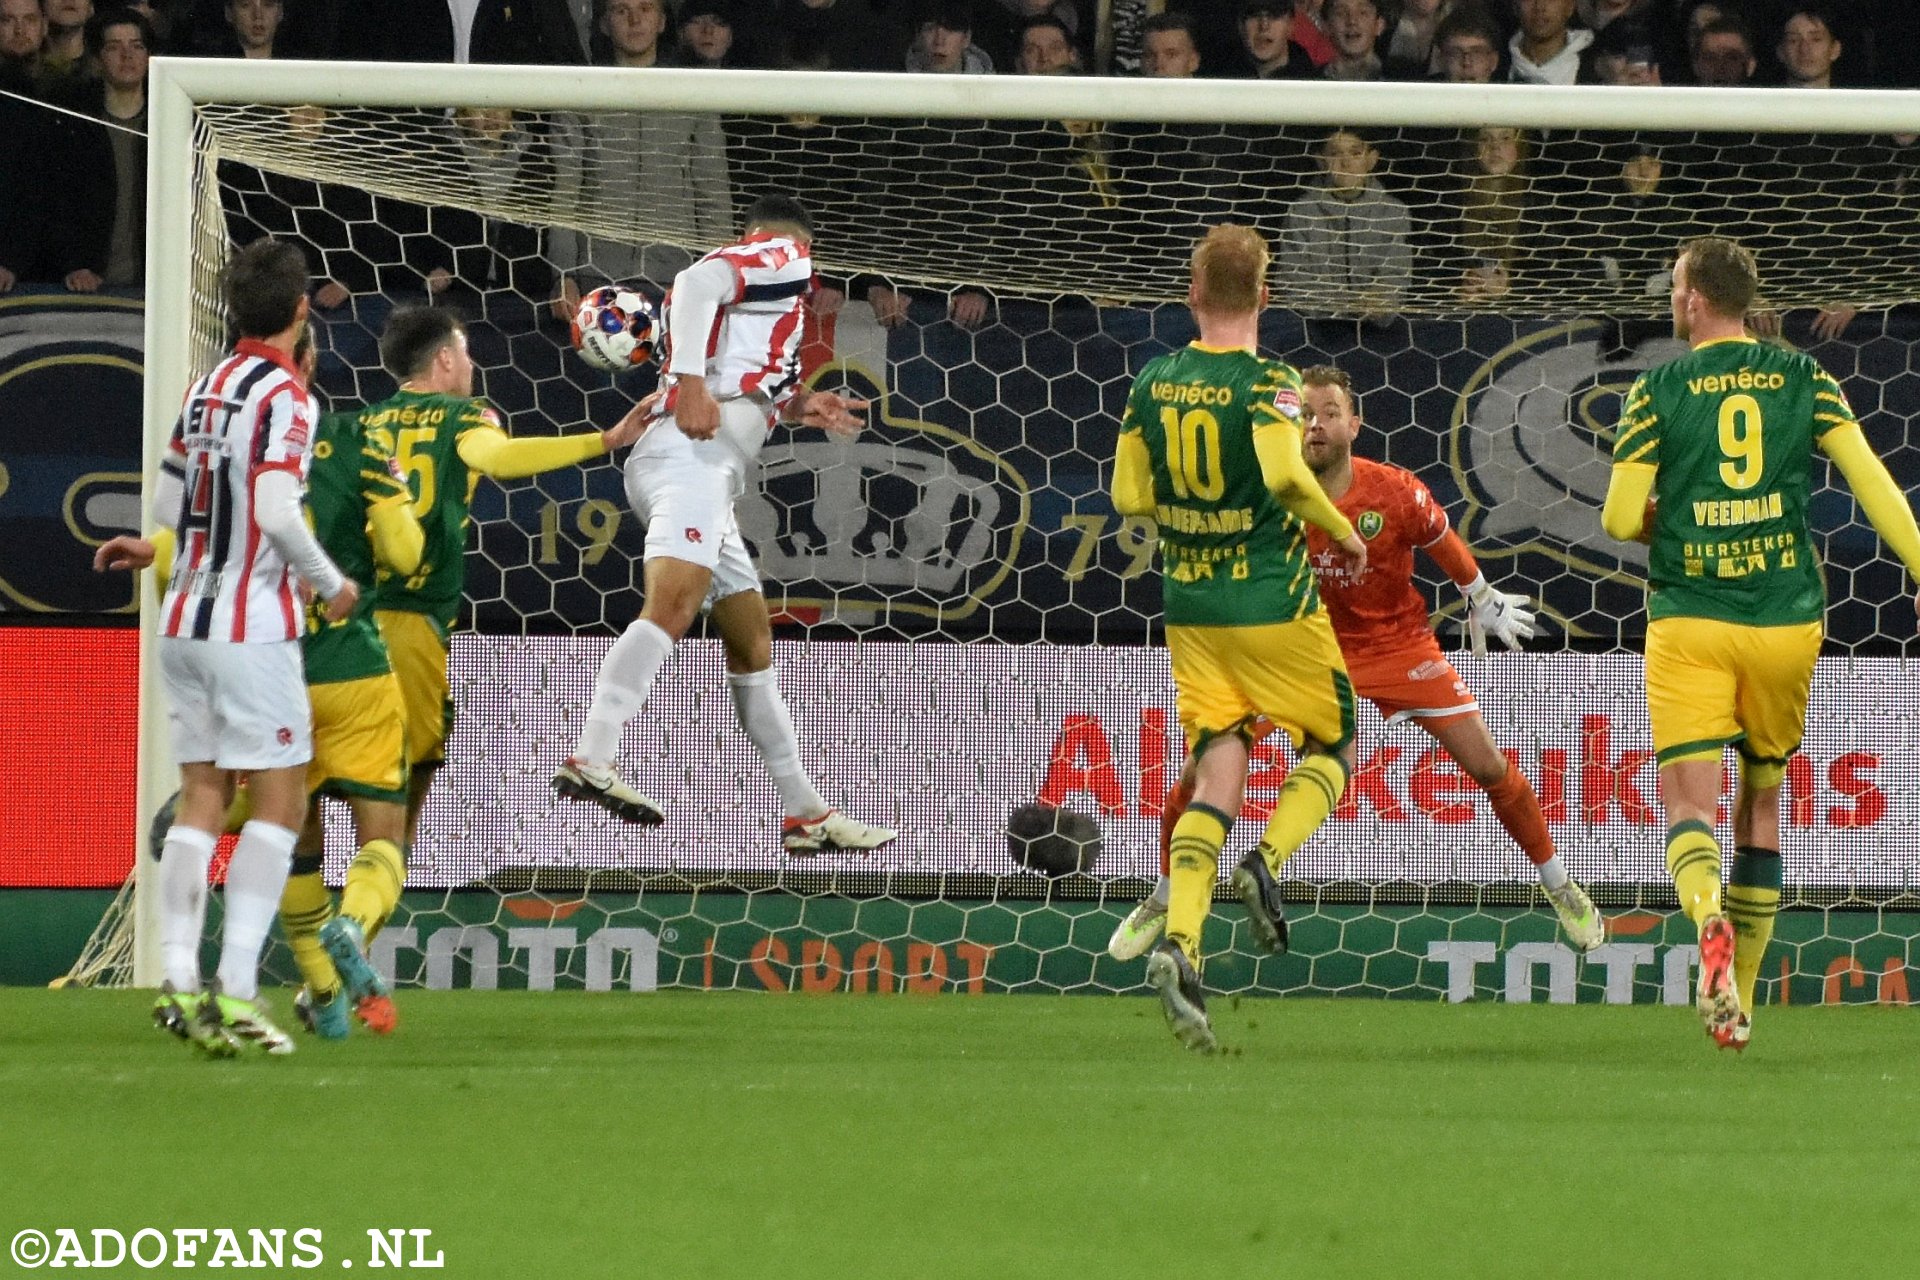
[130,59,1920,991]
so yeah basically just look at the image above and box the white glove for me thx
[1464,574,1536,657]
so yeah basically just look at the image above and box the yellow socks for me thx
[338,839,407,941]
[278,855,339,998]
[1727,845,1782,1011]
[1665,820,1724,930]
[1256,752,1349,875]
[1166,805,1229,967]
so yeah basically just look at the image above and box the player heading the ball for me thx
[1602,236,1920,1051]
[553,194,897,855]
[1110,222,1366,1052]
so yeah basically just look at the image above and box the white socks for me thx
[576,618,675,768]
[215,820,297,1001]
[158,826,217,992]
[1537,853,1570,891]
[729,667,828,820]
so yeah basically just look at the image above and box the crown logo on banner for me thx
[739,362,1031,626]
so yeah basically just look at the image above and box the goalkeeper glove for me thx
[1464,574,1537,657]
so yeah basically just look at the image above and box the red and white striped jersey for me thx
[159,339,316,643]
[662,232,814,414]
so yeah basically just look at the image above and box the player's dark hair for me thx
[380,306,466,380]
[743,194,814,240]
[85,6,155,59]
[1678,237,1759,316]
[224,238,309,339]
[1301,365,1359,413]
[292,320,316,380]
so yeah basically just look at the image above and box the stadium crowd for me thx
[2,0,1915,332]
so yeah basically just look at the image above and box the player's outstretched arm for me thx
[1423,525,1536,652]
[457,422,611,481]
[253,467,354,617]
[1819,421,1920,629]
[1251,412,1356,543]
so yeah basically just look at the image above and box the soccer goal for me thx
[120,59,1920,1004]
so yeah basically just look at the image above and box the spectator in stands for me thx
[906,4,992,73]
[0,0,51,291]
[1509,0,1592,85]
[1582,16,1660,82]
[547,18,731,314]
[1580,139,1691,308]
[1015,14,1078,75]
[1322,0,1386,79]
[1141,9,1202,77]
[1383,0,1455,78]
[778,0,909,73]
[343,0,583,64]
[978,0,1078,79]
[1236,0,1314,77]
[1691,14,1755,85]
[675,2,744,67]
[1428,6,1504,81]
[56,5,150,292]
[1449,125,1535,303]
[595,0,663,66]
[1281,127,1412,323]
[1778,5,1843,89]
[414,106,553,304]
[39,0,91,81]
[219,0,277,56]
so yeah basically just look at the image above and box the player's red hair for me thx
[1191,224,1268,314]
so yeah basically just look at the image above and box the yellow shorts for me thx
[375,609,453,769]
[1168,611,1355,753]
[1645,616,1822,768]
[307,673,409,803]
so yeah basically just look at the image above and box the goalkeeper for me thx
[1111,222,1367,1052]
[1111,364,1604,964]
[1602,237,1920,1051]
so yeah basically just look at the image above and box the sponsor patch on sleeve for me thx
[1271,386,1302,419]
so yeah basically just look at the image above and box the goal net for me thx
[124,62,1920,1005]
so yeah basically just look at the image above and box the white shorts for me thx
[622,396,770,604]
[158,636,312,771]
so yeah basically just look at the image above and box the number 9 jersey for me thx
[1116,343,1325,627]
[1614,336,1857,627]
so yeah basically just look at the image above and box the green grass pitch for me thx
[2,990,1914,1279]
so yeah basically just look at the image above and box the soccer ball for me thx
[571,286,657,373]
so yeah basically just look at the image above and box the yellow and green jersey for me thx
[366,389,499,635]
[303,409,413,685]
[1117,343,1322,627]
[1614,337,1857,626]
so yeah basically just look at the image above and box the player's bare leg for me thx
[710,589,896,854]
[1422,710,1605,952]
[1722,761,1785,1050]
[1149,734,1242,1052]
[1661,757,1743,1046]
[554,556,707,823]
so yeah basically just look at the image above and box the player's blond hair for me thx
[1191,224,1269,314]
[1678,237,1759,317]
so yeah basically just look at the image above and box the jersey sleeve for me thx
[1401,471,1452,547]
[1612,373,1660,467]
[1111,376,1157,517]
[1811,366,1861,443]
[357,423,415,512]
[255,384,316,476]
